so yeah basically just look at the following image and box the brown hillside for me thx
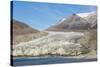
[12,20,39,36]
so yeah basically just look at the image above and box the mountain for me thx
[86,12,97,29]
[77,12,97,29]
[12,20,39,35]
[46,12,97,31]
[46,14,89,31]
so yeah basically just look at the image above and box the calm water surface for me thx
[12,56,97,66]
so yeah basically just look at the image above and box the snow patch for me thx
[77,11,96,18]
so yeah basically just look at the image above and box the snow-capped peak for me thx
[77,11,96,18]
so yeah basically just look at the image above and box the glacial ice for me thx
[13,32,85,56]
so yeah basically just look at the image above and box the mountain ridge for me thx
[46,12,97,31]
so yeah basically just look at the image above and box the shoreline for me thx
[12,54,97,60]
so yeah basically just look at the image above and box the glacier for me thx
[13,32,86,56]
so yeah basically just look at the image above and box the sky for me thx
[12,1,97,30]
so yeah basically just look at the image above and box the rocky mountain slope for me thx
[46,12,97,31]
[77,12,97,29]
[85,12,97,29]
[12,20,39,36]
